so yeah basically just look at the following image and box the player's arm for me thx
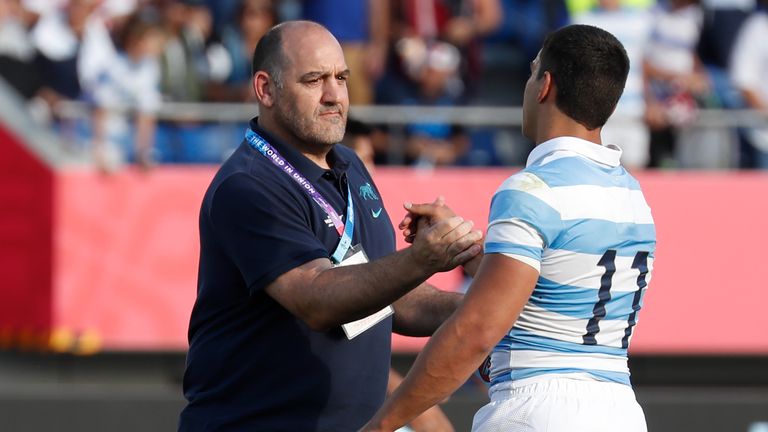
[387,369,455,432]
[391,282,463,337]
[361,254,539,432]
[265,216,482,332]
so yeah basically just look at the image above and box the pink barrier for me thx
[2,152,768,353]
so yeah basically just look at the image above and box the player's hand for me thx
[399,196,456,244]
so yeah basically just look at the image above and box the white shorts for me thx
[471,375,647,432]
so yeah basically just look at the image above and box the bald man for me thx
[178,21,482,431]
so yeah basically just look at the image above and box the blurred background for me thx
[1,0,768,430]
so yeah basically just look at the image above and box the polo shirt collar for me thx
[249,117,349,181]
[526,136,622,168]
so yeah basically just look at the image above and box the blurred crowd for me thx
[0,0,767,170]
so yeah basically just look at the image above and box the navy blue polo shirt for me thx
[180,118,396,431]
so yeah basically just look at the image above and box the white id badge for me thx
[336,245,394,340]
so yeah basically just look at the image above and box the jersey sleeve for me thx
[208,173,329,294]
[484,172,563,268]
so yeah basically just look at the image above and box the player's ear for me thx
[253,71,276,107]
[538,71,553,103]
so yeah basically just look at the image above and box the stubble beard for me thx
[275,97,347,147]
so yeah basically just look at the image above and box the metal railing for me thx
[45,100,768,169]
[54,100,768,128]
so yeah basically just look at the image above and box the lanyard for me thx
[245,128,355,262]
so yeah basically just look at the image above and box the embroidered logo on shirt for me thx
[359,183,379,200]
[371,208,383,218]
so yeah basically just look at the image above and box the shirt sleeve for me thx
[485,218,544,271]
[209,173,330,294]
[484,172,562,268]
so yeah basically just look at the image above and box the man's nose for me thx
[321,78,345,104]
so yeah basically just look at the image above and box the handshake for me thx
[399,196,484,275]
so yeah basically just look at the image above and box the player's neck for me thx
[534,115,602,146]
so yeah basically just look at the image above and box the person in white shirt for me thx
[730,0,768,168]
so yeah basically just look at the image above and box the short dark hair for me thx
[537,24,629,130]
[251,22,288,87]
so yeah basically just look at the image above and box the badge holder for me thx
[336,245,394,340]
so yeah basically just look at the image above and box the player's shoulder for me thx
[496,170,552,196]
[530,154,643,191]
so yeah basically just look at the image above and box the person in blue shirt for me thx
[364,24,656,432]
[178,20,482,431]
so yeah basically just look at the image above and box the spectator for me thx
[86,10,165,170]
[477,0,568,105]
[643,0,710,168]
[574,0,653,169]
[155,0,229,163]
[208,0,276,102]
[386,0,502,101]
[31,0,116,115]
[697,0,754,77]
[203,0,240,36]
[693,0,756,169]
[157,0,216,103]
[730,0,768,168]
[397,39,470,167]
[97,0,140,31]
[302,0,391,105]
[0,0,40,100]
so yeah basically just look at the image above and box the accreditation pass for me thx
[336,245,394,340]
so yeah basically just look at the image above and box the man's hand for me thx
[400,197,484,276]
[407,214,482,273]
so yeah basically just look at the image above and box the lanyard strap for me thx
[245,128,354,262]
[332,184,354,263]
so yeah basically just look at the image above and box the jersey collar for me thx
[526,136,622,168]
[248,117,349,181]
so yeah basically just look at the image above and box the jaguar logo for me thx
[359,183,379,201]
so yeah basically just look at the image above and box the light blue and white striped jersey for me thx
[484,137,656,387]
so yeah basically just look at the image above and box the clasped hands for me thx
[401,196,483,273]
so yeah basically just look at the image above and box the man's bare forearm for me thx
[267,216,482,332]
[306,248,438,330]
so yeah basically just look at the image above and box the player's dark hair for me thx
[537,24,629,130]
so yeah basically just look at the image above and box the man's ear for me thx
[253,71,275,107]
[537,71,553,103]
